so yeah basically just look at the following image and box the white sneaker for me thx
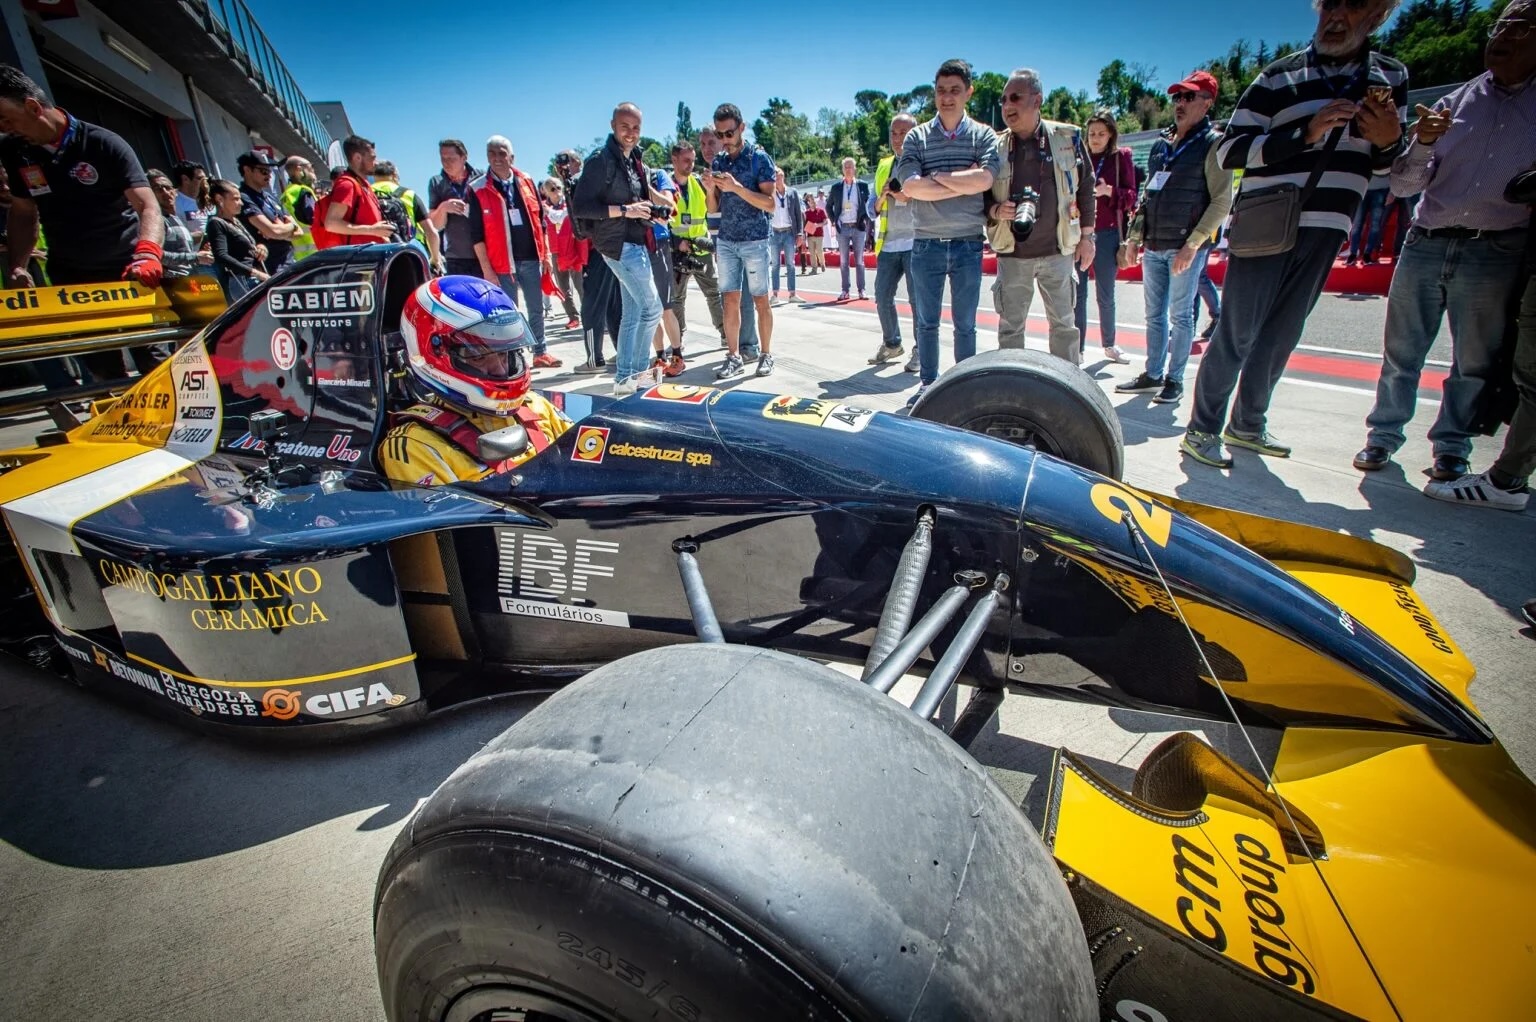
[612,378,638,397]
[1103,345,1129,364]
[1423,470,1529,512]
[903,351,921,373]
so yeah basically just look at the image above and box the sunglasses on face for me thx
[1319,0,1372,11]
[1003,91,1036,104]
[1173,91,1204,103]
[717,127,739,139]
[1489,17,1535,39]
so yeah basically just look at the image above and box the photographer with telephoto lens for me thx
[985,68,1096,366]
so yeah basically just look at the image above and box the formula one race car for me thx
[2,247,1532,1021]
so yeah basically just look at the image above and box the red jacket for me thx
[544,204,588,272]
[470,168,548,274]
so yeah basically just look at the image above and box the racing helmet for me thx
[400,276,531,414]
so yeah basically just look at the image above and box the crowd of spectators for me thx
[0,0,1532,517]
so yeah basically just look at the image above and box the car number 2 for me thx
[1090,482,1171,548]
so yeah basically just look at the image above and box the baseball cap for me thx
[236,150,281,169]
[1168,71,1219,98]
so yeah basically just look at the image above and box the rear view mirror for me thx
[478,424,530,464]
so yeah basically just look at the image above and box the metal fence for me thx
[185,0,331,156]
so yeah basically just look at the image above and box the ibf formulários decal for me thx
[495,529,628,627]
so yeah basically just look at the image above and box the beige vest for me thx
[986,119,1083,256]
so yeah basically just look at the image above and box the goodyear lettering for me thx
[1389,582,1456,655]
[1171,833,1226,952]
[607,442,712,467]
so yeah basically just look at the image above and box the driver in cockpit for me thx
[379,276,571,486]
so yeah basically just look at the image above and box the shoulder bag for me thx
[1226,124,1344,259]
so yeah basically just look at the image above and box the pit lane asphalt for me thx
[1,273,1528,1021]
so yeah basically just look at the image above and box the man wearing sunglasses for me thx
[706,103,778,380]
[1181,0,1408,470]
[237,150,300,273]
[1358,0,1536,489]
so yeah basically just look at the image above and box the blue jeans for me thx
[1365,226,1529,459]
[837,225,867,293]
[770,230,797,293]
[1142,246,1210,384]
[496,259,547,353]
[718,237,768,356]
[603,243,664,385]
[1075,226,1122,351]
[1349,188,1389,261]
[910,238,983,385]
[875,248,914,347]
[1193,267,1220,322]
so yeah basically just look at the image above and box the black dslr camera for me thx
[1011,187,1040,242]
[673,233,715,273]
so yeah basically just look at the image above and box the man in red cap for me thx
[1115,70,1232,405]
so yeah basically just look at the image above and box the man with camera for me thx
[1181,0,1407,469]
[668,141,725,344]
[870,113,919,367]
[895,58,1001,403]
[1115,71,1231,405]
[826,157,872,301]
[984,68,1096,367]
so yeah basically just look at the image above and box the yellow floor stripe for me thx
[125,651,418,688]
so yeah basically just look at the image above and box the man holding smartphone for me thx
[707,103,778,379]
[428,139,480,277]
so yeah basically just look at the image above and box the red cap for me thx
[1168,71,1219,98]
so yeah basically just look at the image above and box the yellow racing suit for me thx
[378,393,571,486]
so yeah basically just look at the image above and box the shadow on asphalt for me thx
[1171,450,1536,619]
[0,660,536,870]
[1115,396,1184,447]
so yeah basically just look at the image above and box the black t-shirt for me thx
[501,176,539,262]
[0,116,146,280]
[239,182,294,268]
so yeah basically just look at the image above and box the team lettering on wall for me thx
[495,530,629,627]
[1171,831,1316,994]
[97,560,329,632]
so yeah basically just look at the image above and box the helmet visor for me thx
[440,312,528,385]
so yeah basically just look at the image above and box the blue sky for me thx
[249,1,1349,191]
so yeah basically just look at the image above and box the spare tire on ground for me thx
[911,348,1124,480]
[375,644,1096,1022]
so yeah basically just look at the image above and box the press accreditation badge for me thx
[508,207,524,227]
[1147,171,1171,192]
[19,164,49,196]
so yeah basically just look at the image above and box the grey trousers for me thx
[671,249,726,337]
[993,252,1081,364]
[1494,274,1536,486]
[1188,227,1340,436]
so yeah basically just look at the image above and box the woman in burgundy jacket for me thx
[1076,110,1137,364]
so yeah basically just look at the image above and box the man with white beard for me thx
[1181,0,1407,469]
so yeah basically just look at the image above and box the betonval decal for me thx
[495,530,628,627]
[270,327,297,371]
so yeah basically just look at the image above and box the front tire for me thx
[912,348,1124,479]
[375,644,1095,1021]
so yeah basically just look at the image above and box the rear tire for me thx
[375,644,1095,1022]
[912,348,1124,479]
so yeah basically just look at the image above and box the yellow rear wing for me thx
[0,277,225,346]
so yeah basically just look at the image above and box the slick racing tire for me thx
[912,348,1124,480]
[374,644,1095,1022]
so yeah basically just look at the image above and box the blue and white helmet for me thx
[400,276,531,415]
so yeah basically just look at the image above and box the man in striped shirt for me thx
[895,58,1001,405]
[1181,0,1407,469]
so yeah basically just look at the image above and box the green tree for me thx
[968,71,1008,129]
[1380,0,1505,87]
[908,84,936,121]
[675,102,694,143]
[753,97,815,161]
[1096,59,1157,116]
[853,89,888,114]
[1043,86,1094,126]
